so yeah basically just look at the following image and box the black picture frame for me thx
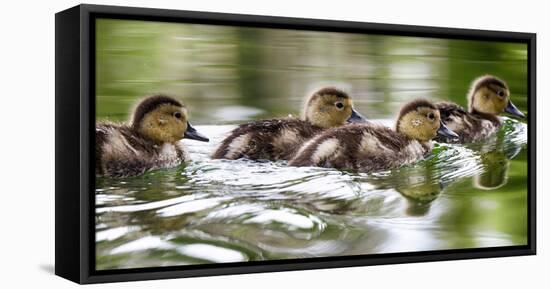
[55,4,537,284]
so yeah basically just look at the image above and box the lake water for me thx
[95,119,527,269]
[95,19,529,270]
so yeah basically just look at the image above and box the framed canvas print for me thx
[55,4,536,284]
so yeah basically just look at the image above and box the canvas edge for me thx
[55,4,84,284]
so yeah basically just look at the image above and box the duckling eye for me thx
[497,91,505,97]
[173,112,182,119]
[427,112,435,120]
[335,102,344,110]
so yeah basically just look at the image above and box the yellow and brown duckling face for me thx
[468,75,525,118]
[396,99,458,142]
[131,95,209,144]
[302,87,367,128]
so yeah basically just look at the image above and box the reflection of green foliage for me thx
[438,149,528,248]
[96,19,528,124]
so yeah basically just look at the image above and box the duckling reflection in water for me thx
[465,116,526,190]
[368,162,444,217]
[289,99,458,172]
[436,75,526,143]
[212,87,367,161]
[399,172,446,217]
[96,95,209,178]
[474,150,509,190]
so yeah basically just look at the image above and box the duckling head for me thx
[302,87,367,128]
[396,99,458,142]
[468,75,525,118]
[131,95,209,144]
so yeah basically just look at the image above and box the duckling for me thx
[211,87,367,161]
[96,95,209,178]
[289,99,458,172]
[436,75,526,143]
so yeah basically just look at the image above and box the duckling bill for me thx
[436,75,526,143]
[212,87,367,161]
[96,95,209,178]
[289,99,457,172]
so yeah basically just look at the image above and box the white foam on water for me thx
[110,236,171,254]
[156,197,229,217]
[96,226,138,242]
[176,244,247,263]
[244,209,318,230]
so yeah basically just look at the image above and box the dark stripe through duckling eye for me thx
[395,99,438,132]
[306,87,350,107]
[396,99,437,121]
[472,75,508,94]
[132,95,183,128]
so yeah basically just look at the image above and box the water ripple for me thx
[96,120,528,269]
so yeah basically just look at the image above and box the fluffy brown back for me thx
[435,101,501,143]
[289,123,415,171]
[96,122,185,177]
[212,118,323,160]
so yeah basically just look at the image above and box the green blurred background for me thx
[96,19,528,124]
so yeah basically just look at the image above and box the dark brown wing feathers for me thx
[212,118,323,160]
